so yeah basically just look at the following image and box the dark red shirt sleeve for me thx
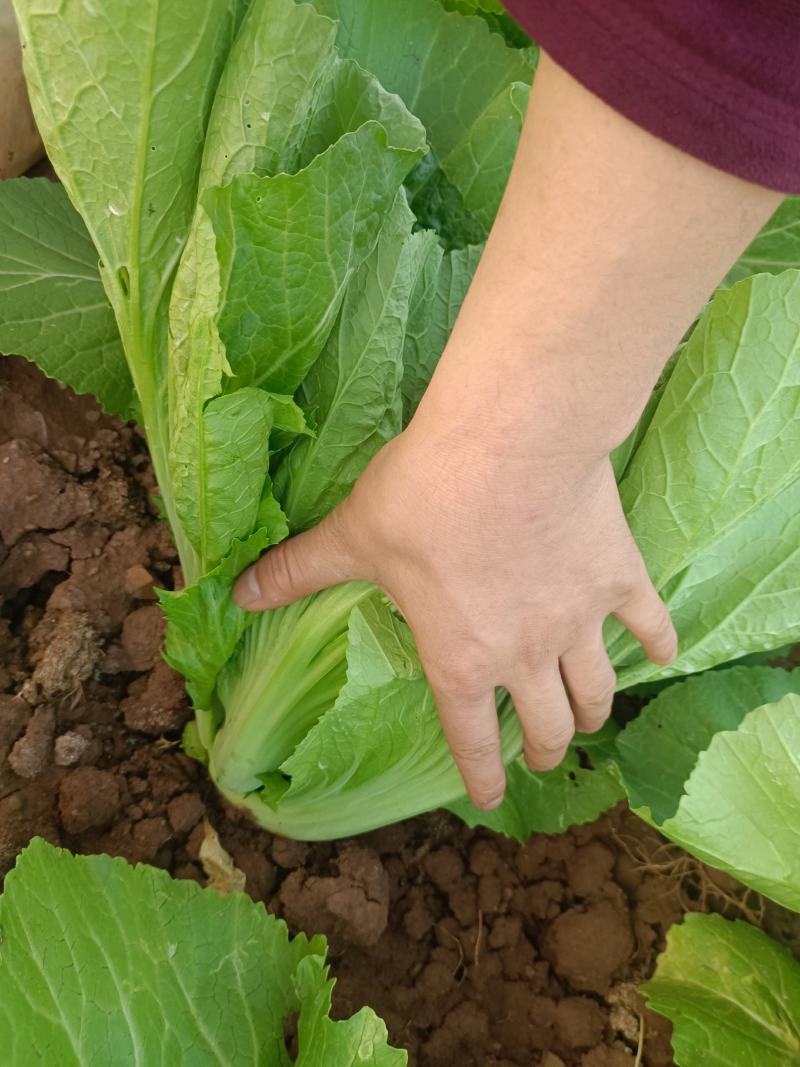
[504,0,800,193]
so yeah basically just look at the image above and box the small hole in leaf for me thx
[117,266,130,297]
[150,145,156,152]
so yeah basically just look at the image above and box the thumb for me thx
[233,508,355,611]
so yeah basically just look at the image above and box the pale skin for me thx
[234,54,782,810]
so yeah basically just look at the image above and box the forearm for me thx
[416,53,782,456]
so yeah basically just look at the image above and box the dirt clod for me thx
[280,845,390,948]
[120,604,165,671]
[9,706,54,778]
[546,900,636,994]
[54,730,91,767]
[58,767,122,834]
[122,660,189,735]
[167,792,205,834]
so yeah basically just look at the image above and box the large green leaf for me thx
[306,0,532,236]
[0,839,403,1067]
[659,694,800,911]
[200,0,338,190]
[449,722,624,840]
[204,121,425,395]
[15,0,241,359]
[0,178,132,417]
[275,194,438,532]
[616,666,800,824]
[202,0,423,192]
[643,914,800,1067]
[610,271,800,682]
[617,475,800,688]
[725,197,800,286]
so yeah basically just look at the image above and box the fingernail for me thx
[233,566,261,608]
[477,793,504,812]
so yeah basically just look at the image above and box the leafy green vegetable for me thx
[661,694,800,911]
[5,0,800,845]
[616,665,800,824]
[0,838,405,1066]
[643,914,800,1067]
[305,0,533,244]
[611,271,800,687]
[617,669,800,910]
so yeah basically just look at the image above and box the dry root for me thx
[611,828,766,926]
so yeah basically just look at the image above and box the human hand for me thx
[233,412,676,809]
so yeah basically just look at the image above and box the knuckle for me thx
[517,636,550,671]
[263,542,302,598]
[652,605,674,635]
[531,724,574,756]
[577,674,617,711]
[431,654,492,703]
[471,786,505,810]
[450,733,500,766]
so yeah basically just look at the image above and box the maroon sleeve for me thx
[504,0,800,193]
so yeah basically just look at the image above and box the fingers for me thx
[614,577,678,665]
[430,678,506,811]
[510,668,575,772]
[233,506,355,611]
[560,631,616,733]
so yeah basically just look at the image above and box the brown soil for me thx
[1,356,796,1067]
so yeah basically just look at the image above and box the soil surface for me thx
[1,357,797,1067]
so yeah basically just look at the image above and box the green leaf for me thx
[200,0,338,190]
[194,389,278,567]
[275,194,438,531]
[610,347,680,481]
[160,531,272,716]
[610,272,800,682]
[205,120,425,395]
[725,197,800,285]
[660,694,800,911]
[212,583,374,791]
[306,0,532,234]
[616,666,800,824]
[440,79,530,231]
[643,914,800,1067]
[0,178,132,417]
[15,0,241,350]
[435,0,534,49]
[449,723,625,840]
[402,243,483,420]
[617,475,800,688]
[294,956,407,1067]
[232,598,518,839]
[202,0,424,192]
[0,838,404,1067]
[405,153,486,250]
